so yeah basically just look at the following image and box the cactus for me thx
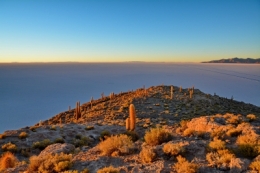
[126,118,130,130]
[69,106,71,111]
[129,104,136,131]
[179,86,182,93]
[171,86,174,99]
[74,101,81,120]
[189,90,193,99]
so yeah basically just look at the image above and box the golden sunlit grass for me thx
[97,165,119,173]
[173,155,198,173]
[98,134,133,156]
[208,138,226,151]
[139,148,157,163]
[19,132,28,139]
[1,142,17,152]
[28,153,72,173]
[0,152,18,171]
[144,127,171,146]
[206,149,235,168]
[163,142,184,156]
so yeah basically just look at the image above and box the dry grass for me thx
[98,134,133,156]
[0,152,18,171]
[249,160,260,171]
[173,155,198,173]
[97,165,119,173]
[19,131,28,139]
[226,128,242,137]
[224,114,242,125]
[208,138,226,151]
[206,149,235,168]
[183,128,195,137]
[236,133,260,158]
[28,153,72,173]
[1,142,17,152]
[139,147,156,163]
[144,127,171,146]
[163,142,184,156]
[247,114,257,122]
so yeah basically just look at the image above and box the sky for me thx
[0,0,260,63]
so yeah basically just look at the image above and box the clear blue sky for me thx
[0,0,259,62]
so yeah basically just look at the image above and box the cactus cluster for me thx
[126,104,136,131]
[74,101,81,120]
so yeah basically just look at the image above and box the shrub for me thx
[183,128,194,137]
[100,130,111,141]
[236,134,260,158]
[73,136,90,147]
[163,142,184,156]
[247,114,257,122]
[1,142,17,152]
[139,148,156,163]
[206,149,235,168]
[0,134,6,139]
[98,134,133,156]
[144,127,171,146]
[225,114,242,125]
[124,131,139,142]
[54,138,65,144]
[97,165,119,173]
[32,139,52,150]
[249,160,260,171]
[226,128,242,137]
[85,126,94,130]
[208,138,226,151]
[19,132,28,139]
[173,155,198,173]
[0,152,18,171]
[28,153,72,173]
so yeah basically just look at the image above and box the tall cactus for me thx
[171,85,174,99]
[126,118,130,130]
[129,104,136,131]
[74,101,81,120]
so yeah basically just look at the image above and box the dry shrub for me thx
[173,155,198,173]
[97,165,119,173]
[249,160,260,171]
[236,133,260,158]
[206,149,235,168]
[32,139,52,150]
[226,128,242,137]
[224,114,242,125]
[208,138,226,151]
[28,153,72,173]
[73,136,90,147]
[139,148,156,163]
[98,134,133,156]
[100,130,111,141]
[163,142,184,156]
[0,152,18,171]
[247,114,257,122]
[0,134,6,139]
[1,142,17,152]
[210,126,225,139]
[183,128,194,137]
[19,132,28,139]
[144,127,171,146]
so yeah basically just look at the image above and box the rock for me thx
[38,143,75,157]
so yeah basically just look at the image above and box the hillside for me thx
[202,57,260,63]
[0,85,260,173]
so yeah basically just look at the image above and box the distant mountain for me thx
[202,57,260,63]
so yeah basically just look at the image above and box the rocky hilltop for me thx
[0,85,260,173]
[202,57,260,63]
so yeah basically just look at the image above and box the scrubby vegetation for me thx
[173,155,198,173]
[139,147,157,163]
[0,152,18,171]
[28,153,72,173]
[144,127,171,146]
[98,134,133,156]
[97,165,119,173]
[1,142,17,152]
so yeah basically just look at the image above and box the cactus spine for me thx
[129,104,136,131]
[126,118,130,130]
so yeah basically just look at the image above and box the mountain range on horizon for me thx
[202,57,260,63]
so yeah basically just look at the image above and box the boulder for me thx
[38,143,75,157]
